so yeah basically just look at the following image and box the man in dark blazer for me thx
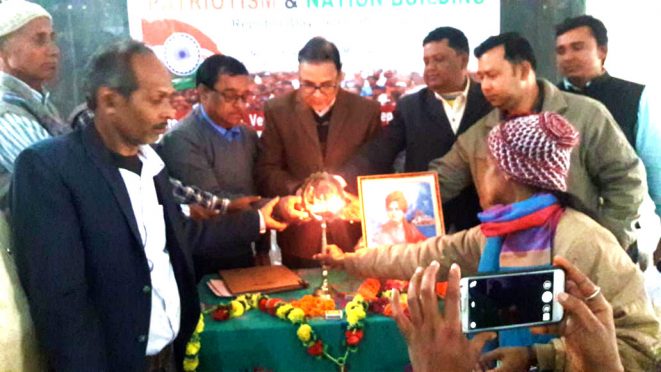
[11,40,284,371]
[255,37,381,267]
[340,27,492,232]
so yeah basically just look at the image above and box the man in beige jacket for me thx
[317,112,660,371]
[429,33,646,252]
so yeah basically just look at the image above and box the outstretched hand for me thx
[259,197,288,231]
[392,262,495,372]
[312,244,346,269]
[276,195,311,223]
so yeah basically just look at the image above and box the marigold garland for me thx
[183,314,204,372]
[206,293,367,369]
[291,294,336,317]
[185,277,443,370]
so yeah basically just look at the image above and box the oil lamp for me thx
[300,172,347,298]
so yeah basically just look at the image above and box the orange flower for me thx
[291,295,336,318]
[356,278,381,301]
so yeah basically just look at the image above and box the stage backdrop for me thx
[127,0,499,129]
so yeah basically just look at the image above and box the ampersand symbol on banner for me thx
[285,0,297,8]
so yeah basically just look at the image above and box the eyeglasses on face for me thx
[299,81,338,95]
[208,87,253,104]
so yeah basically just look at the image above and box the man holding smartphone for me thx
[316,112,659,371]
[389,257,625,372]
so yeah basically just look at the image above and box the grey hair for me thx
[84,39,154,110]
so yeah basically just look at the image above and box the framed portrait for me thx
[358,171,444,248]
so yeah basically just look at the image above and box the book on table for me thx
[210,265,307,296]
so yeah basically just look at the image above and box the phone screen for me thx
[466,270,558,331]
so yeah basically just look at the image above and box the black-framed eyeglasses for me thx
[299,82,338,96]
[209,88,253,105]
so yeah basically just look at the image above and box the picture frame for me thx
[358,171,444,248]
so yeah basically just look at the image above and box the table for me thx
[197,269,410,371]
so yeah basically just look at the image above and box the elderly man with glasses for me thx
[0,0,70,208]
[255,36,381,268]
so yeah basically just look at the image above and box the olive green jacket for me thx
[429,79,646,249]
[344,209,660,371]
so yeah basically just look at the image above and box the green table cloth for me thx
[197,269,410,371]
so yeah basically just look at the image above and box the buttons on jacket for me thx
[142,285,151,294]
[137,334,147,343]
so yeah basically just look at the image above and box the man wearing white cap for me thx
[0,0,69,206]
[1,2,62,371]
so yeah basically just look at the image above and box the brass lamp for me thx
[300,172,348,298]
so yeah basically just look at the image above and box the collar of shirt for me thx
[562,77,591,92]
[433,78,470,134]
[136,144,165,178]
[561,70,609,92]
[433,77,470,104]
[0,71,50,105]
[313,97,337,117]
[197,105,242,142]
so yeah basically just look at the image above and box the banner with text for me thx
[128,0,499,127]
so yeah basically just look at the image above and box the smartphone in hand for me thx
[460,268,565,333]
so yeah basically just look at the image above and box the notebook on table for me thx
[216,265,307,295]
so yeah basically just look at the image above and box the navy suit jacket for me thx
[11,123,260,371]
[340,81,492,230]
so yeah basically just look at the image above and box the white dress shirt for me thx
[434,78,471,134]
[117,145,181,356]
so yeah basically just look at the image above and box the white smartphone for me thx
[460,268,565,333]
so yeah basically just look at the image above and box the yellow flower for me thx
[288,307,306,323]
[353,294,365,303]
[345,302,359,312]
[296,323,312,342]
[347,311,359,326]
[183,356,199,371]
[194,314,205,334]
[276,303,293,320]
[399,293,408,304]
[186,341,201,356]
[230,300,245,318]
[346,306,366,326]
[248,293,261,308]
[380,289,393,299]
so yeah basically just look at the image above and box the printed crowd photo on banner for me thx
[127,0,498,132]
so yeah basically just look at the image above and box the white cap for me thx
[0,1,52,39]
